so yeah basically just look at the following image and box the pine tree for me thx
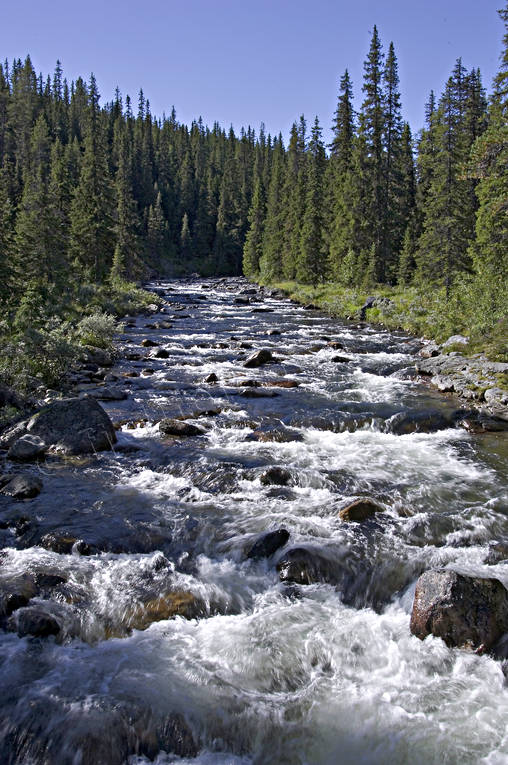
[259,135,286,281]
[328,70,355,279]
[14,115,54,284]
[357,25,385,282]
[147,191,170,273]
[69,74,115,281]
[242,174,265,278]
[0,168,14,303]
[467,4,508,323]
[112,126,141,281]
[381,42,405,281]
[415,61,486,290]
[297,117,327,285]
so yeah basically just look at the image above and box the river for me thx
[1,278,507,764]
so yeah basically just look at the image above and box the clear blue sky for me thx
[1,0,504,143]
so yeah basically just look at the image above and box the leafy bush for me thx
[76,311,120,349]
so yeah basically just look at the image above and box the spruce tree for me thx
[242,174,265,278]
[297,117,327,285]
[69,74,115,281]
[328,70,355,280]
[259,135,286,281]
[467,4,508,324]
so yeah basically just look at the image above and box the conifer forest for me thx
[0,6,506,389]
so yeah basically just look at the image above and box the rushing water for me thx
[0,278,507,765]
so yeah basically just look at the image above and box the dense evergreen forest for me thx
[0,5,506,395]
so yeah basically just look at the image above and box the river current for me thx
[1,278,507,764]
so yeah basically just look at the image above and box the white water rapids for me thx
[0,279,507,764]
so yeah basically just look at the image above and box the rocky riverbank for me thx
[415,342,508,422]
[0,277,507,764]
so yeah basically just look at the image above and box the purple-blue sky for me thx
[1,0,504,142]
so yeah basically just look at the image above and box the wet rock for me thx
[387,409,450,435]
[330,355,351,363]
[410,569,508,653]
[246,425,303,443]
[455,410,508,433]
[141,368,155,375]
[205,373,218,383]
[260,467,292,486]
[263,379,300,388]
[339,498,385,523]
[276,547,339,586]
[269,329,281,336]
[243,349,274,368]
[484,542,508,565]
[153,348,170,359]
[10,605,61,638]
[0,575,37,618]
[26,397,116,454]
[328,341,345,350]
[159,419,205,437]
[234,296,250,305]
[1,473,42,499]
[252,307,274,313]
[303,303,318,310]
[123,370,140,378]
[483,388,508,421]
[123,590,206,632]
[240,389,279,398]
[85,386,128,401]
[7,434,47,461]
[141,338,159,347]
[125,352,142,361]
[246,529,290,560]
[39,532,92,555]
[233,378,261,387]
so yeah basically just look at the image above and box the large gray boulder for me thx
[410,569,508,653]
[26,397,116,455]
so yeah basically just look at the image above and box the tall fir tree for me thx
[297,117,327,285]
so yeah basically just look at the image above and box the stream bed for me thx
[0,278,507,764]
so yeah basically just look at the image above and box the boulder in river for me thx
[122,590,206,632]
[387,409,451,435]
[276,547,339,586]
[141,338,159,347]
[260,467,292,486]
[410,569,508,653]
[26,397,116,454]
[205,372,218,383]
[10,605,61,638]
[339,498,385,522]
[246,529,290,560]
[243,349,274,368]
[159,419,205,437]
[1,473,42,499]
[7,434,47,461]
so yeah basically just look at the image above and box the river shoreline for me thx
[0,276,507,764]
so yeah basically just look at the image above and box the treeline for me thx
[0,4,506,338]
[0,58,269,316]
[244,12,507,332]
